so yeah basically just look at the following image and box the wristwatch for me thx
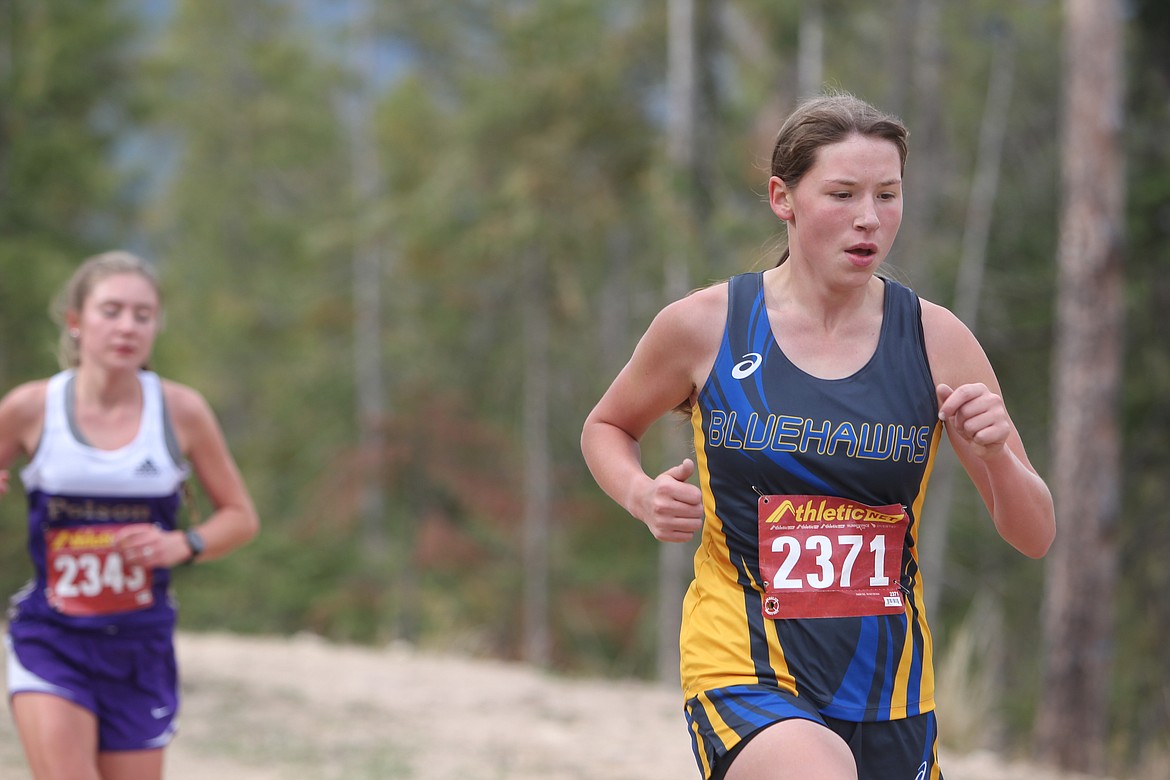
[184,529,206,564]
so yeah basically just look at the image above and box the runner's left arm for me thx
[922,301,1055,558]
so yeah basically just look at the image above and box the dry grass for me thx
[0,630,1125,779]
[935,595,1005,754]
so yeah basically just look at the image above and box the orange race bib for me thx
[45,524,154,617]
[758,495,908,620]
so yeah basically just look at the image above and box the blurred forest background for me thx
[0,0,1167,777]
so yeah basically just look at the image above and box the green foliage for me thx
[143,0,357,575]
[357,2,670,661]
[1111,3,1170,760]
[0,0,146,612]
[0,0,144,383]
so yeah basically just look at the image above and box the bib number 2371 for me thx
[757,495,908,620]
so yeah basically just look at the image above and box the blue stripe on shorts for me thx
[685,684,823,779]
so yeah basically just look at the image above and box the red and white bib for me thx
[758,495,908,620]
[45,523,154,616]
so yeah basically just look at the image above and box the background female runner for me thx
[0,251,259,780]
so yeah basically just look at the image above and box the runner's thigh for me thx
[723,718,857,780]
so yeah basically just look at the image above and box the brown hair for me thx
[53,251,162,369]
[770,92,908,266]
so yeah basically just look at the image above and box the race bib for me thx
[45,524,154,617]
[758,495,908,620]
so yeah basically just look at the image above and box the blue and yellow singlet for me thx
[682,271,943,722]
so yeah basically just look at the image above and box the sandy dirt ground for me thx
[0,631,1116,780]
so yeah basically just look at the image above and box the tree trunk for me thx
[897,0,944,297]
[346,0,404,638]
[796,0,823,98]
[521,249,553,668]
[658,0,718,683]
[922,24,1015,620]
[952,25,1014,332]
[887,0,918,117]
[1033,0,1125,772]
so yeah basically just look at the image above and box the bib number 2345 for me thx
[45,524,154,617]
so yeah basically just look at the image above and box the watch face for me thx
[186,530,205,557]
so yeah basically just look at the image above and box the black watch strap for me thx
[184,529,205,564]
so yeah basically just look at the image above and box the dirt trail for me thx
[0,631,1114,779]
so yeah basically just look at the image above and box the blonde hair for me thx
[53,251,162,369]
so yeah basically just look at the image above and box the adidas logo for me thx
[134,459,160,477]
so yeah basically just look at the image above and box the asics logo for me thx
[731,352,763,380]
